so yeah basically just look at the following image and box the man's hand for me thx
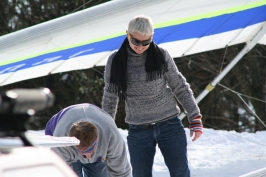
[190,131,202,142]
[189,116,203,142]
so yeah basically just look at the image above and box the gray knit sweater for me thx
[50,103,131,177]
[102,47,201,124]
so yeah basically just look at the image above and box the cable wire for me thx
[219,45,228,73]
[70,0,93,14]
[236,94,266,128]
[218,84,266,104]
[218,84,266,129]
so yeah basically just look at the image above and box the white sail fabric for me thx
[0,0,266,86]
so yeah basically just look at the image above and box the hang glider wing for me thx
[259,34,266,45]
[0,0,266,86]
[0,131,79,147]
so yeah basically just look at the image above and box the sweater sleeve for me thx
[163,49,202,122]
[102,52,119,119]
[106,128,132,177]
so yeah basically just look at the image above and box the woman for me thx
[102,15,203,177]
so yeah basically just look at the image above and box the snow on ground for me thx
[118,128,266,177]
[1,128,265,177]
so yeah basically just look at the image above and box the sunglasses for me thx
[128,33,152,46]
[74,139,98,155]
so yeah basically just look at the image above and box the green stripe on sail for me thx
[1,0,266,66]
[155,0,266,28]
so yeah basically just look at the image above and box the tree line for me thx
[1,0,265,132]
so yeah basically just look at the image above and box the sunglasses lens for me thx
[129,35,152,46]
[142,41,152,46]
[130,38,141,46]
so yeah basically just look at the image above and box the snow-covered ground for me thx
[1,128,266,177]
[118,128,266,177]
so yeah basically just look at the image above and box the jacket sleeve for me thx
[106,129,132,177]
[102,52,119,119]
[163,49,202,122]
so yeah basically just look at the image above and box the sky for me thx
[1,128,266,177]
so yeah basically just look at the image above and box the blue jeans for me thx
[127,115,190,177]
[71,160,109,177]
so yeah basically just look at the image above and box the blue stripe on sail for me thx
[1,5,266,74]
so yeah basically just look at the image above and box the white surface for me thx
[0,147,78,177]
[0,130,79,147]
